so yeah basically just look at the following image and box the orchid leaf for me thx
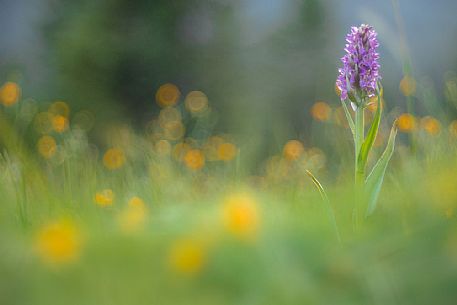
[357,93,382,174]
[365,121,398,216]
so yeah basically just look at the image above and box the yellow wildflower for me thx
[168,238,205,275]
[0,81,20,106]
[35,219,82,265]
[118,196,147,233]
[37,135,57,159]
[52,115,69,133]
[217,142,237,161]
[156,83,180,107]
[222,193,259,240]
[95,189,114,207]
[184,149,205,170]
[103,148,125,170]
[311,101,331,122]
[420,116,441,136]
[399,75,416,97]
[283,140,304,161]
[397,113,416,133]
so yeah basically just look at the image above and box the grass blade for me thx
[305,170,341,243]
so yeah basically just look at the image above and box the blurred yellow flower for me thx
[0,81,21,106]
[37,135,57,159]
[185,91,208,114]
[217,142,237,161]
[52,115,69,133]
[95,189,114,207]
[184,149,205,170]
[397,113,416,133]
[222,193,259,240]
[283,140,304,161]
[103,148,125,170]
[35,219,82,265]
[128,196,146,209]
[118,196,147,233]
[399,75,416,97]
[420,116,441,136]
[156,83,180,107]
[168,238,205,275]
[310,101,331,122]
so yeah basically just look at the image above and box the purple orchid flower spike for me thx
[336,24,381,109]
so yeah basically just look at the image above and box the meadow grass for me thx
[1,79,457,305]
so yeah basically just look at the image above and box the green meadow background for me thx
[1,1,457,304]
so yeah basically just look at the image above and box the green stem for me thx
[355,107,365,184]
[354,105,365,229]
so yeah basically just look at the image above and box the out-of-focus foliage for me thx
[43,0,334,163]
[2,1,457,304]
[1,78,457,304]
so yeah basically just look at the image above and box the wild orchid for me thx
[336,24,398,227]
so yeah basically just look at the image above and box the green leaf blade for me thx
[305,170,341,243]
[357,94,382,174]
[365,122,398,216]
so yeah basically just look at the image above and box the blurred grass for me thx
[1,80,457,305]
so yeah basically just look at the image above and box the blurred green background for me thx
[3,2,457,305]
[1,0,457,165]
